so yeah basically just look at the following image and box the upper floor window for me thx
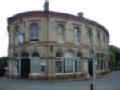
[56,24,65,43]
[74,27,81,44]
[15,25,24,44]
[15,25,20,35]
[57,24,65,36]
[88,30,93,47]
[97,31,101,47]
[103,33,106,45]
[30,23,39,41]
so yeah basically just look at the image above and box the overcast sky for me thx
[0,0,120,57]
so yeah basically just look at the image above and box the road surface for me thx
[0,71,120,90]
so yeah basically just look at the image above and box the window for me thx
[56,52,63,57]
[74,27,81,44]
[103,33,106,45]
[57,24,65,36]
[55,61,62,73]
[57,24,65,43]
[31,57,41,73]
[88,30,93,47]
[15,25,20,35]
[32,52,39,57]
[21,51,29,57]
[75,52,82,73]
[64,58,73,73]
[12,59,19,74]
[18,33,24,44]
[13,53,17,57]
[97,31,101,47]
[64,52,74,73]
[15,25,20,44]
[41,65,45,72]
[30,23,39,41]
[77,52,81,57]
[55,51,63,73]
[75,58,81,72]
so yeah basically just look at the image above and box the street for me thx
[0,71,120,90]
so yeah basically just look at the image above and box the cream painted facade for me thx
[7,11,109,79]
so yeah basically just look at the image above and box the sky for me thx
[0,0,120,57]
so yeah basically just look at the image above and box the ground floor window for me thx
[55,61,62,73]
[64,58,73,73]
[31,57,41,73]
[96,59,100,70]
[12,59,19,74]
[75,58,82,73]
[55,58,82,74]
[41,64,45,73]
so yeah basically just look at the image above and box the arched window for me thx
[32,52,39,57]
[74,27,81,44]
[30,23,39,41]
[56,52,63,57]
[21,51,29,57]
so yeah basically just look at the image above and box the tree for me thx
[0,57,8,76]
[109,45,120,70]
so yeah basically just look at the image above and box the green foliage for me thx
[109,45,120,70]
[0,57,7,69]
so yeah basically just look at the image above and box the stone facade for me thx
[7,11,109,79]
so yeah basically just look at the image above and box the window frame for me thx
[74,27,81,44]
[75,57,82,73]
[55,60,63,73]
[64,57,74,73]
[88,29,93,47]
[30,23,39,41]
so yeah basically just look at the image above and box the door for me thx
[21,58,30,78]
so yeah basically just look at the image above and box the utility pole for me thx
[44,0,49,80]
[88,47,96,90]
[88,30,95,90]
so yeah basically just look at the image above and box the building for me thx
[7,0,109,79]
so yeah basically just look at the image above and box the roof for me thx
[8,11,109,37]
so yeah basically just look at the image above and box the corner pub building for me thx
[7,0,109,79]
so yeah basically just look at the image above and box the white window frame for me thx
[54,57,64,75]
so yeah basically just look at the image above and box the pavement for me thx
[0,71,120,90]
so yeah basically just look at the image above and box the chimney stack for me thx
[44,0,49,12]
[78,12,84,18]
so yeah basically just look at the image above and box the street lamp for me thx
[88,47,96,90]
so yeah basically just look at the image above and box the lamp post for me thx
[88,47,96,90]
[44,0,50,80]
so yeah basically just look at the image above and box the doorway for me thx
[21,58,30,78]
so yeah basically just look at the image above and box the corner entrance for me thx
[21,58,30,78]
